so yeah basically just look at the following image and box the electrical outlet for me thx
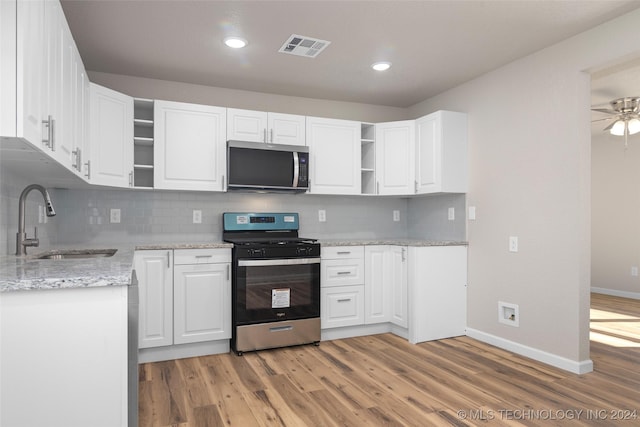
[393,210,400,222]
[509,236,518,252]
[448,207,455,221]
[468,206,476,220]
[193,210,202,224]
[632,266,638,277]
[318,209,326,222]
[109,208,121,224]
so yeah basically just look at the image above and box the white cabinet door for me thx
[321,285,365,329]
[408,246,467,344]
[155,100,226,191]
[415,111,468,194]
[375,120,415,195]
[135,250,173,349]
[89,83,133,187]
[227,108,306,146]
[306,116,361,194]
[174,262,231,344]
[268,112,306,146]
[364,246,392,324]
[226,108,267,143]
[389,246,408,328]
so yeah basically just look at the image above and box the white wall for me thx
[592,130,640,299]
[89,72,409,123]
[408,9,640,371]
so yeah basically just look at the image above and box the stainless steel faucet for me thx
[16,184,56,256]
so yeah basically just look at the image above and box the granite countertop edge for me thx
[1,240,464,293]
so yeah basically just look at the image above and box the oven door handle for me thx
[238,258,320,267]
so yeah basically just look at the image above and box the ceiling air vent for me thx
[278,34,331,58]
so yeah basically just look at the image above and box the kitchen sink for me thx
[34,249,117,260]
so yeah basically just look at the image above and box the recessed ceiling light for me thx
[224,37,247,49]
[372,61,391,71]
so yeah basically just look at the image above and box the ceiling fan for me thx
[592,97,640,147]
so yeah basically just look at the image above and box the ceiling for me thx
[60,0,640,108]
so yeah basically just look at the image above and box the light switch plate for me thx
[468,206,476,220]
[318,209,326,222]
[393,210,400,222]
[448,207,455,221]
[509,236,518,252]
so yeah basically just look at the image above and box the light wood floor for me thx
[138,294,640,426]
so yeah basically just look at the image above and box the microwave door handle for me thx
[292,151,300,188]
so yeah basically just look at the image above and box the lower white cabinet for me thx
[173,250,231,344]
[408,245,467,343]
[364,245,407,326]
[0,286,128,427]
[135,248,231,350]
[321,285,365,328]
[135,249,173,348]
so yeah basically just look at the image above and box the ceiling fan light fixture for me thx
[610,120,627,136]
[628,118,640,135]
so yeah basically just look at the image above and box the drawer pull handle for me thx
[337,298,351,303]
[195,255,213,258]
[270,325,293,332]
[336,271,351,275]
[336,251,351,255]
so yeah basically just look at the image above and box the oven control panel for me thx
[223,212,299,231]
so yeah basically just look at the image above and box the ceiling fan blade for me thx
[592,117,614,123]
[603,121,617,131]
[591,108,618,114]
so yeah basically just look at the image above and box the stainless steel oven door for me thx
[234,257,320,325]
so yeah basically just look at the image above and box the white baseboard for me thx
[466,328,593,374]
[139,340,230,363]
[591,287,640,300]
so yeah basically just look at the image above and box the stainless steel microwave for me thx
[227,140,309,193]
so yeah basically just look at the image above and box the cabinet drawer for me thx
[321,285,365,329]
[322,258,364,287]
[321,246,364,259]
[174,248,230,265]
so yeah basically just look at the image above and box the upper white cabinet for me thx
[88,83,133,187]
[408,245,467,344]
[375,120,416,195]
[306,116,361,195]
[154,100,226,191]
[415,111,468,194]
[227,108,305,146]
[1,0,87,175]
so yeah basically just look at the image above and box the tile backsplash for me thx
[1,172,466,255]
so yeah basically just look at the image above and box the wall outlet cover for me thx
[393,210,400,222]
[193,210,202,224]
[109,208,121,224]
[318,209,326,222]
[448,207,455,221]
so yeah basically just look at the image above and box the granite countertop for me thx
[0,242,232,293]
[319,239,468,247]
[0,239,462,293]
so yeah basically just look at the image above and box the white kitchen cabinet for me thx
[306,116,361,194]
[364,245,407,325]
[154,100,226,191]
[408,245,467,344]
[375,120,415,195]
[415,111,468,194]
[135,250,173,349]
[321,285,365,329]
[320,246,365,329]
[0,286,128,427]
[173,249,231,345]
[89,83,134,187]
[227,108,306,146]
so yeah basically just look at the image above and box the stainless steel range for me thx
[223,212,321,355]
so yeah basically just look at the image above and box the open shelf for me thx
[134,98,154,188]
[361,123,376,194]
